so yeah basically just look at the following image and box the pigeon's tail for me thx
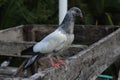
[23,53,44,71]
[21,46,37,55]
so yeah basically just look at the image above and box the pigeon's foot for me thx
[52,63,60,67]
[56,56,65,66]
[49,58,60,67]
[57,60,65,65]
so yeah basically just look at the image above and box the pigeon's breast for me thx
[60,33,74,51]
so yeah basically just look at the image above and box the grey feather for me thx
[59,7,83,34]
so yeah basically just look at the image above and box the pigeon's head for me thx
[69,7,83,18]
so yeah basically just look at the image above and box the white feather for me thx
[0,61,10,67]
[33,30,67,53]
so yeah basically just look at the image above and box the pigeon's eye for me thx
[76,10,79,13]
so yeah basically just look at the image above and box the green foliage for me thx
[0,0,58,29]
[79,0,120,25]
[0,0,120,29]
[105,13,113,25]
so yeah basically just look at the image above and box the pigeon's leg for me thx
[55,55,65,66]
[49,58,60,67]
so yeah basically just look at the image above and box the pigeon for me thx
[21,7,83,71]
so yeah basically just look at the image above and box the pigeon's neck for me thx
[60,12,75,34]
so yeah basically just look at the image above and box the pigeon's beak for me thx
[80,13,83,19]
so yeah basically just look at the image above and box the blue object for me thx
[98,74,113,80]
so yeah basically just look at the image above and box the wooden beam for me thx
[13,59,27,77]
[27,28,120,80]
[0,67,17,75]
[0,25,120,80]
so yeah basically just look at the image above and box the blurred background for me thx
[0,0,120,29]
[0,0,120,79]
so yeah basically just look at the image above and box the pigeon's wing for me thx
[33,30,67,53]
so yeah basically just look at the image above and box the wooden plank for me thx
[0,43,87,58]
[3,77,29,80]
[0,67,17,75]
[0,25,24,42]
[0,25,118,57]
[0,41,35,57]
[13,60,28,77]
[28,28,120,80]
[0,25,119,80]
